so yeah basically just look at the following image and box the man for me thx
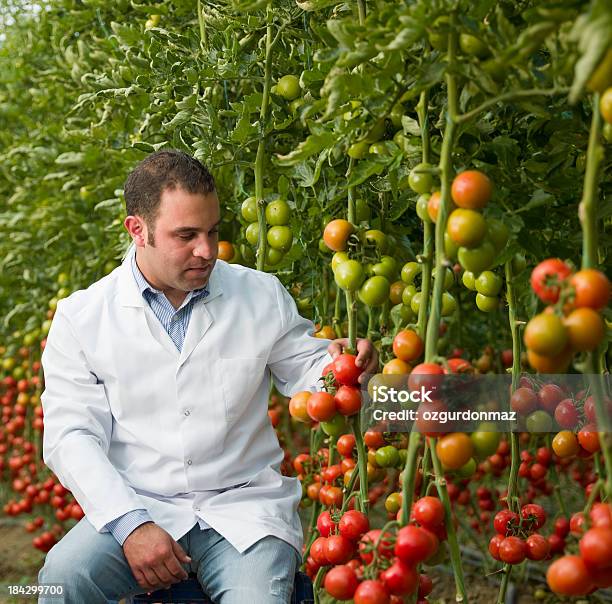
[38,150,378,603]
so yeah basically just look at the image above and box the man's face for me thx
[127,187,220,299]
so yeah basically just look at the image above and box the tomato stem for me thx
[504,260,521,515]
[351,416,369,514]
[429,436,469,603]
[255,5,274,272]
[399,431,421,525]
[196,0,208,52]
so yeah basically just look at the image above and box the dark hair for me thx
[123,149,216,244]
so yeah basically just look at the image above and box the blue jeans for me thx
[38,518,301,604]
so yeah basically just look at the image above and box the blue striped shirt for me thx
[105,253,209,545]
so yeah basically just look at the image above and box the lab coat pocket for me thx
[218,357,268,422]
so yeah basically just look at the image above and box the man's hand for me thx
[123,522,191,592]
[327,338,379,384]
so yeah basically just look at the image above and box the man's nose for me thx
[193,237,216,260]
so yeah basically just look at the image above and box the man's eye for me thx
[209,228,219,236]
[179,234,194,240]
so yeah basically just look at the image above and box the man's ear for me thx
[124,216,147,247]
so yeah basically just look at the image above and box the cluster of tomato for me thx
[413,169,512,313]
[0,276,89,553]
[525,258,610,373]
[488,503,550,564]
[313,498,444,603]
[546,502,612,596]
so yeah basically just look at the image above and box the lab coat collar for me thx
[117,243,224,308]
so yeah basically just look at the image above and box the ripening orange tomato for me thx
[570,269,610,310]
[323,219,354,252]
[524,313,568,357]
[217,241,235,262]
[393,329,424,363]
[436,432,474,470]
[451,170,492,209]
[427,191,442,222]
[563,307,605,351]
[289,391,312,423]
[383,358,411,375]
[527,346,573,374]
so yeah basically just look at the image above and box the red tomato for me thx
[354,580,390,604]
[554,517,570,538]
[537,383,565,414]
[317,511,335,537]
[307,392,336,422]
[324,565,359,600]
[339,510,370,541]
[333,354,362,386]
[334,385,362,416]
[337,434,356,457]
[493,509,519,536]
[394,525,438,564]
[546,555,594,595]
[413,496,445,529]
[417,574,433,598]
[488,534,504,560]
[525,533,550,560]
[364,430,386,448]
[521,504,546,530]
[324,534,354,565]
[579,527,612,569]
[407,363,444,394]
[590,503,612,529]
[530,258,572,303]
[380,559,419,596]
[499,536,526,564]
[310,536,329,565]
[578,424,601,453]
[359,529,394,564]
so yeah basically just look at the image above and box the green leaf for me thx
[515,189,555,213]
[276,131,335,166]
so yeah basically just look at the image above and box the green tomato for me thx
[265,199,291,226]
[359,276,391,306]
[276,74,301,100]
[348,141,370,159]
[368,142,389,155]
[240,243,255,264]
[320,413,348,436]
[241,196,258,223]
[365,118,386,143]
[398,448,407,465]
[475,293,499,313]
[245,222,260,246]
[399,304,415,322]
[265,247,284,266]
[486,219,509,251]
[458,240,496,274]
[267,225,293,252]
[447,208,487,248]
[459,33,490,59]
[428,16,450,51]
[603,122,612,143]
[526,410,553,433]
[401,261,421,284]
[462,271,476,290]
[455,457,477,478]
[408,163,433,194]
[416,194,432,223]
[433,266,454,290]
[372,255,397,280]
[470,424,501,459]
[365,229,387,253]
[511,253,526,275]
[375,445,400,468]
[475,271,503,296]
[402,284,418,306]
[334,260,365,291]
[410,291,422,314]
[444,232,459,260]
[318,238,329,253]
[355,198,371,223]
[441,291,457,316]
[331,251,350,273]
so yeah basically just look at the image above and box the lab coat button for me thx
[186,459,192,465]
[184,409,190,416]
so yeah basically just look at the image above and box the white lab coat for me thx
[41,245,332,554]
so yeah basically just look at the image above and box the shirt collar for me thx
[130,252,209,304]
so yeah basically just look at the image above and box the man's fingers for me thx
[140,567,161,591]
[164,554,189,582]
[327,338,347,359]
[171,540,192,565]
